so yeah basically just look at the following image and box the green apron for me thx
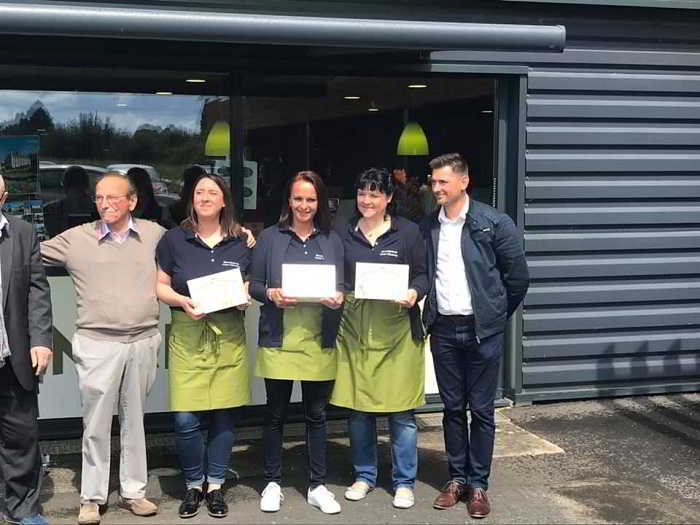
[330,293,425,412]
[255,304,336,381]
[169,310,250,411]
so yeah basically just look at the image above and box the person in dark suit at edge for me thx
[0,174,53,525]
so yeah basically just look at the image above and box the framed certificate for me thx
[355,262,409,301]
[282,264,336,300]
[187,268,248,314]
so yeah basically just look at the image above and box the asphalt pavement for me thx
[11,393,700,524]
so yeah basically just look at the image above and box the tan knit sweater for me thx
[41,219,166,342]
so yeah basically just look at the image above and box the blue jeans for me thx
[348,410,417,490]
[430,315,503,490]
[173,409,238,488]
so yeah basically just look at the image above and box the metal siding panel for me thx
[521,66,700,398]
[523,304,700,332]
[527,96,700,120]
[528,124,700,146]
[527,254,700,279]
[522,354,700,386]
[525,204,700,226]
[527,151,700,172]
[525,230,700,252]
[528,70,700,92]
[525,279,700,306]
[525,178,700,200]
[523,330,700,359]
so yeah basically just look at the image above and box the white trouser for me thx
[72,332,161,504]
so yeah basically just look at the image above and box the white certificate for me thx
[186,268,248,314]
[355,262,409,301]
[282,264,336,300]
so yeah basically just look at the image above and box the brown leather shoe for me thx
[467,487,490,518]
[433,480,466,509]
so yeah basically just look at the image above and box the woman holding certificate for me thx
[330,167,427,509]
[249,171,344,515]
[155,174,251,520]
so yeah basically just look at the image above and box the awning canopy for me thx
[0,2,565,52]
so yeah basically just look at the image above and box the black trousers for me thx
[0,366,42,520]
[430,315,503,490]
[262,379,334,488]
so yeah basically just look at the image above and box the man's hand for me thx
[320,291,344,310]
[30,346,52,375]
[395,289,418,308]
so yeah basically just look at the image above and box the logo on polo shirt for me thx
[221,260,240,267]
[380,249,399,258]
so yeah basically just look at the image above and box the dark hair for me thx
[181,165,207,200]
[63,165,89,191]
[126,167,155,206]
[428,152,469,175]
[356,167,394,197]
[278,170,331,234]
[183,174,242,238]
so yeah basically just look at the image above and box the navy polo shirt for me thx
[156,226,252,300]
[341,215,428,296]
[282,227,328,265]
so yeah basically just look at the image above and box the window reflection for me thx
[0,91,231,236]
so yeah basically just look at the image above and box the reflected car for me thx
[38,164,107,205]
[106,163,169,195]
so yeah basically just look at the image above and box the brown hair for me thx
[429,152,469,175]
[278,170,331,234]
[182,174,242,238]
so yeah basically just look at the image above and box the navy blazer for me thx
[420,199,529,340]
[249,224,344,348]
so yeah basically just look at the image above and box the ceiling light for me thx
[397,121,429,156]
[481,109,493,114]
[186,78,207,83]
[155,91,173,95]
[368,107,379,112]
[116,103,128,107]
[368,101,379,112]
[343,95,361,100]
[408,84,428,89]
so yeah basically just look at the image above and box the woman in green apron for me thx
[330,167,427,509]
[156,174,252,520]
[249,171,345,515]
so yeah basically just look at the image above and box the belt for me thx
[436,313,475,326]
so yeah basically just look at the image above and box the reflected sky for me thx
[0,91,208,133]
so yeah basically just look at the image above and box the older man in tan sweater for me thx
[41,172,165,525]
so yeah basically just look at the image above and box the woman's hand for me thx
[241,227,256,248]
[395,288,418,308]
[237,281,251,310]
[267,288,298,308]
[181,296,206,320]
[320,291,344,310]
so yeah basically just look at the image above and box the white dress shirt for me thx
[435,197,473,316]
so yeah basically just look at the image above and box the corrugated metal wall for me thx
[520,67,700,401]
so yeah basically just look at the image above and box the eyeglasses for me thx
[94,194,128,204]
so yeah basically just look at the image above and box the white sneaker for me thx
[393,487,415,509]
[260,482,283,512]
[307,485,341,514]
[344,480,373,501]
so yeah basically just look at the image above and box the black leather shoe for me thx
[178,488,203,519]
[205,489,228,518]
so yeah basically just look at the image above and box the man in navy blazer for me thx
[420,153,528,519]
[0,174,53,525]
